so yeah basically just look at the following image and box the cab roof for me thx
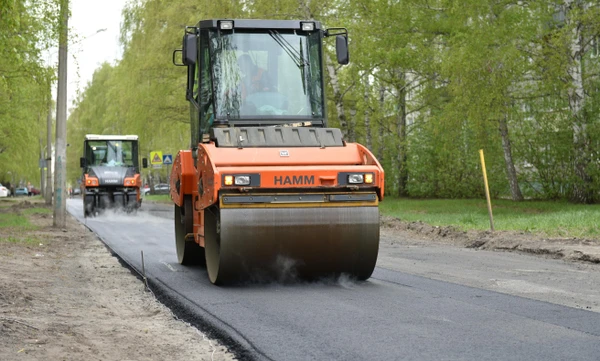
[196,19,323,31]
[84,134,139,141]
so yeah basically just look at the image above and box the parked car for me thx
[0,184,9,197]
[154,183,170,194]
[30,187,40,195]
[72,188,81,195]
[14,187,28,196]
[141,183,169,195]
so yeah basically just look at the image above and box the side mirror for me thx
[172,49,184,66]
[80,157,87,168]
[142,158,148,169]
[182,33,197,66]
[336,35,349,65]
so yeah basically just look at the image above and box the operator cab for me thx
[174,19,349,145]
[80,135,141,171]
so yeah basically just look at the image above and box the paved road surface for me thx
[67,199,600,361]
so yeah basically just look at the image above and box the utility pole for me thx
[45,99,53,205]
[53,0,68,228]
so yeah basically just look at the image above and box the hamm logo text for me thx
[274,175,315,186]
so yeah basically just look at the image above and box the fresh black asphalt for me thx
[67,199,600,361]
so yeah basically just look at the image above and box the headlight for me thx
[85,177,99,186]
[220,20,233,30]
[124,177,136,186]
[301,22,314,31]
[223,174,259,186]
[234,175,251,186]
[348,174,364,184]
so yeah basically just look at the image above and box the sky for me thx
[62,0,127,110]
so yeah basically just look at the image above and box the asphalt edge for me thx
[72,212,268,361]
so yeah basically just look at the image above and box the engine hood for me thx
[90,166,134,186]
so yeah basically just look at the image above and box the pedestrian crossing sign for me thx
[163,154,173,165]
[150,151,163,165]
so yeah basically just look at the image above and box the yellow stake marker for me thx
[479,149,495,232]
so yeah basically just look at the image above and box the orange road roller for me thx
[170,19,384,284]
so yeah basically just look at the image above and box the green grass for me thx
[0,200,47,244]
[380,198,600,239]
[0,206,48,231]
[22,207,52,216]
[143,194,172,204]
[0,198,18,209]
[0,235,40,245]
[0,213,35,230]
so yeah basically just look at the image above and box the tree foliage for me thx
[59,0,600,202]
[0,0,58,187]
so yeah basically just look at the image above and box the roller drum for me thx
[205,206,379,284]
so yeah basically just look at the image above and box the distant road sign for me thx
[150,151,163,165]
[163,154,173,165]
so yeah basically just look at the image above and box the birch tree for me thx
[561,1,599,203]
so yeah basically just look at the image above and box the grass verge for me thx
[380,198,600,239]
[22,207,52,216]
[0,235,40,245]
[0,198,47,244]
[0,213,36,230]
[143,194,172,204]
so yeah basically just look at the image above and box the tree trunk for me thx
[377,85,385,162]
[348,107,357,143]
[396,71,408,197]
[364,82,372,150]
[565,0,593,203]
[325,55,348,140]
[39,137,45,198]
[45,98,53,205]
[498,114,523,201]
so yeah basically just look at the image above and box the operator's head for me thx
[238,54,256,78]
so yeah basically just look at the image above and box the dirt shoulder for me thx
[381,215,600,264]
[0,198,236,361]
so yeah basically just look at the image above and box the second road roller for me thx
[170,19,385,284]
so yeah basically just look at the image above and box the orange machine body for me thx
[170,141,384,248]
